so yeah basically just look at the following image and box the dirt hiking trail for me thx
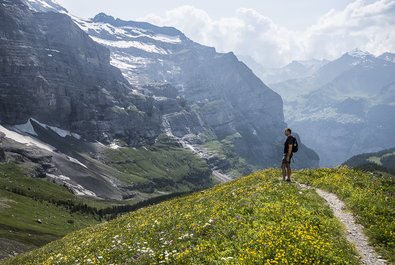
[296,182,387,265]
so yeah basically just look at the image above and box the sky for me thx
[56,0,395,68]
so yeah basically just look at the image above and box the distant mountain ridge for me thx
[266,59,329,84]
[270,49,395,166]
[379,52,395,63]
[237,55,329,85]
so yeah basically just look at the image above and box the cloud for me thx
[304,0,395,60]
[142,0,395,68]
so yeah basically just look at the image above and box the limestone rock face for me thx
[0,0,160,145]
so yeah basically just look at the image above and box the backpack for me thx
[292,137,298,153]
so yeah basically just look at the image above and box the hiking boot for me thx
[286,178,291,182]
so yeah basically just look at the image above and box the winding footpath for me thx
[297,182,387,265]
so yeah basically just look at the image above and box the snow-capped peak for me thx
[72,13,187,59]
[22,0,67,13]
[378,52,395,63]
[346,49,372,59]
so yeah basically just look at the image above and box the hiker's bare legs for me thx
[286,164,292,181]
[281,163,287,180]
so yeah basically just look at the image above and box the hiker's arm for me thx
[286,144,292,161]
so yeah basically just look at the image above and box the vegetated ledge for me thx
[2,169,363,265]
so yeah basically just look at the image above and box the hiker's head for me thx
[284,128,292,136]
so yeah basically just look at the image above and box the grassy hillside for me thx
[294,167,395,263]
[0,134,215,259]
[103,135,213,193]
[203,133,256,177]
[2,169,363,264]
[0,155,211,260]
[343,147,395,174]
[0,164,103,259]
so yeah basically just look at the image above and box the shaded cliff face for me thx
[75,13,319,170]
[0,1,160,145]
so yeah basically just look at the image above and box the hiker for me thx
[282,128,297,182]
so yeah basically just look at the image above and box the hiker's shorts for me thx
[282,154,292,165]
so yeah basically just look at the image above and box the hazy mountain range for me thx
[238,54,330,85]
[266,49,395,166]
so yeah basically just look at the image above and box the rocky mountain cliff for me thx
[0,0,161,145]
[0,0,212,199]
[72,13,319,172]
[270,49,395,166]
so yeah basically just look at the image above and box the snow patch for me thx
[46,173,70,181]
[110,57,137,70]
[13,120,37,136]
[347,49,372,59]
[73,16,181,45]
[109,143,121,150]
[0,124,55,152]
[1,123,88,168]
[111,53,149,69]
[26,0,52,9]
[45,48,60,53]
[47,174,97,197]
[90,37,168,54]
[23,0,67,13]
[29,118,81,139]
[69,183,97,197]
[380,53,395,63]
[66,156,88,169]
[152,34,181,44]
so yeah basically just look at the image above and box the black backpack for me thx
[292,137,298,153]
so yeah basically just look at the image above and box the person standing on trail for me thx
[282,128,298,182]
